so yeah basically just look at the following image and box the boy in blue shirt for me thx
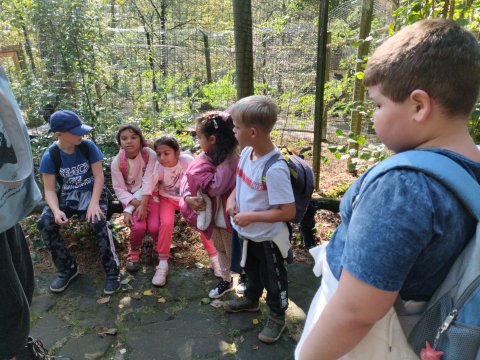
[37,110,120,295]
[224,95,296,343]
[296,19,480,359]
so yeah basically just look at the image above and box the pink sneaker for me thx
[210,255,222,278]
[152,263,168,287]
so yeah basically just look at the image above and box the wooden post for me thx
[312,0,330,191]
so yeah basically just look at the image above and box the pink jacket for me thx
[180,153,239,238]
[111,147,157,207]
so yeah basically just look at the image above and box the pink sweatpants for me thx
[130,197,160,252]
[156,196,217,260]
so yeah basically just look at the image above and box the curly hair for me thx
[196,111,238,166]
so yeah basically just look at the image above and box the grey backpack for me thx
[361,150,480,359]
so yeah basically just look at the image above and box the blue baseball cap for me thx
[48,110,93,135]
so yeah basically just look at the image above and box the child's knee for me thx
[37,212,55,232]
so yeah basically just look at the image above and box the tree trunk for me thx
[159,0,168,79]
[349,0,374,155]
[312,0,330,190]
[22,25,35,73]
[202,31,212,84]
[145,28,160,112]
[232,0,254,99]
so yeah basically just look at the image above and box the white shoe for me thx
[152,263,168,287]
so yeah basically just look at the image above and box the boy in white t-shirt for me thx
[224,95,295,344]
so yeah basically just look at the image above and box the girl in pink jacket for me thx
[151,134,219,286]
[180,112,239,299]
[111,124,158,272]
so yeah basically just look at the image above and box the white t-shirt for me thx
[233,146,294,241]
[156,153,193,201]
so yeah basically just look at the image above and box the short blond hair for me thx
[230,95,278,133]
[363,19,480,117]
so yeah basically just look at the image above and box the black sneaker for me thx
[49,264,79,293]
[208,278,234,299]
[104,273,121,295]
[17,337,72,360]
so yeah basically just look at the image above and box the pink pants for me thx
[157,196,217,260]
[130,197,160,251]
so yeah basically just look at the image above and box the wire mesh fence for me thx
[0,0,392,154]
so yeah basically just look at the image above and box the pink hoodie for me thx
[179,153,239,238]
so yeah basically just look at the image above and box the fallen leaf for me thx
[240,336,245,343]
[252,318,259,325]
[97,296,110,304]
[194,262,205,269]
[251,344,259,350]
[210,299,225,308]
[98,328,118,336]
[201,297,211,305]
[143,289,153,296]
[157,296,166,303]
[119,349,126,354]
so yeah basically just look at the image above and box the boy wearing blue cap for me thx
[37,110,120,294]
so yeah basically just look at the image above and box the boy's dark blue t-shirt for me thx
[327,148,480,301]
[39,140,103,192]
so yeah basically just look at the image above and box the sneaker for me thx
[152,263,168,286]
[126,260,140,272]
[224,296,260,313]
[104,274,121,295]
[209,278,234,299]
[210,255,222,278]
[258,313,286,344]
[49,264,79,293]
[236,274,248,294]
[17,337,72,360]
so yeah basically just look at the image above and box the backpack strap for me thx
[360,150,480,220]
[118,147,150,181]
[261,152,285,186]
[48,143,62,185]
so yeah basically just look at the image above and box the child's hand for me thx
[226,189,237,216]
[226,201,238,217]
[53,210,68,225]
[123,212,133,226]
[86,203,105,223]
[185,196,205,213]
[135,203,148,221]
[232,212,253,227]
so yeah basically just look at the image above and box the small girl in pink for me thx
[151,134,219,286]
[111,124,158,272]
[180,111,239,299]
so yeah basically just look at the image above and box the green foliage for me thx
[469,102,480,144]
[327,129,389,171]
[193,71,237,110]
[323,181,352,199]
